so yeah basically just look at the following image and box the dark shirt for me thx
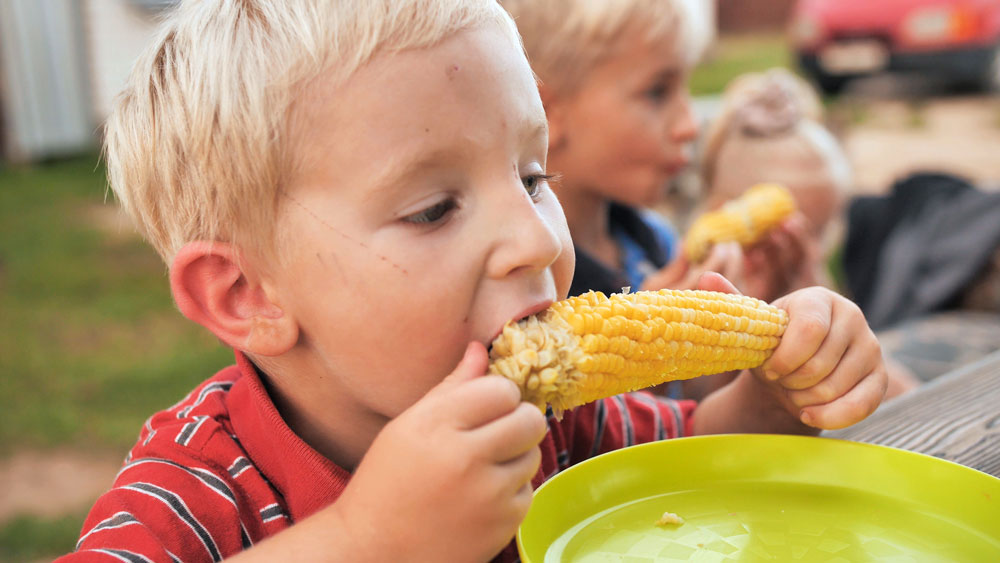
[569,203,677,297]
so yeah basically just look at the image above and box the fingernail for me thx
[765,369,779,381]
[800,412,813,426]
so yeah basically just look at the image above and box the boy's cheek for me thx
[555,246,576,300]
[545,203,576,298]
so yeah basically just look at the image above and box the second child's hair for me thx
[501,0,712,97]
[700,68,849,194]
[698,68,852,242]
[104,0,520,267]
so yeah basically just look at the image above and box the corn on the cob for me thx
[488,289,787,416]
[684,183,797,263]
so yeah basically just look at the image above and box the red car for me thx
[790,0,1000,93]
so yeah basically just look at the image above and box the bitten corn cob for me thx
[684,183,797,263]
[488,289,788,416]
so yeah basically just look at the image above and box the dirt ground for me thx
[836,88,1000,193]
[4,82,999,540]
[0,451,122,523]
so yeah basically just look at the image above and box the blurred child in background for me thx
[502,0,756,399]
[699,67,920,397]
[699,67,849,302]
[501,0,746,301]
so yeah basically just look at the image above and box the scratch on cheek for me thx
[280,189,409,275]
[315,250,349,282]
[446,63,460,79]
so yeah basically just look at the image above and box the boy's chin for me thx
[613,183,670,208]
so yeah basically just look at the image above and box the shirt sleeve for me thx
[558,392,696,467]
[639,208,679,264]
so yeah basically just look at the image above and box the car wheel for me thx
[981,45,1000,92]
[814,72,851,96]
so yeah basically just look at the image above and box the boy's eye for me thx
[522,173,553,199]
[645,83,668,101]
[401,198,457,224]
[644,73,681,103]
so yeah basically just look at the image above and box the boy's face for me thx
[551,30,698,206]
[268,26,574,420]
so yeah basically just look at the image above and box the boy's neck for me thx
[254,354,386,473]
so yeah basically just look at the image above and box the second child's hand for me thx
[642,241,745,292]
[743,214,817,302]
[336,342,546,562]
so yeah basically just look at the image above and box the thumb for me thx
[436,341,489,390]
[696,271,742,295]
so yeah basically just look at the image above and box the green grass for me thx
[690,33,794,96]
[0,511,86,562]
[0,155,234,456]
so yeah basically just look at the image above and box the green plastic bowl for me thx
[518,434,1000,562]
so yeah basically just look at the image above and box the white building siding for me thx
[0,0,93,161]
[83,0,161,120]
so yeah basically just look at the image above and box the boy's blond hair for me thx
[501,0,712,97]
[105,0,520,266]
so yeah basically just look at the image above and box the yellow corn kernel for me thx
[488,289,787,417]
[684,183,797,263]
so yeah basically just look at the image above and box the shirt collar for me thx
[227,351,352,521]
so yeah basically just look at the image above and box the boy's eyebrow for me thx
[363,148,456,202]
[522,120,549,143]
[651,67,682,82]
[365,119,549,201]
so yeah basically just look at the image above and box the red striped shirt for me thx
[57,352,695,562]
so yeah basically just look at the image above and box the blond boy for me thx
[700,67,849,302]
[60,1,886,561]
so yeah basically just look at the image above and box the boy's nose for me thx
[486,185,564,280]
[668,94,699,143]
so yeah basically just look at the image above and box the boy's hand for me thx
[692,274,886,435]
[642,242,745,292]
[755,286,888,430]
[743,214,823,302]
[338,342,546,562]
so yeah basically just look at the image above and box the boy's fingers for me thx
[699,242,738,273]
[447,375,522,430]
[760,291,833,379]
[703,242,744,288]
[435,342,489,390]
[782,213,813,245]
[775,318,853,390]
[799,368,887,430]
[497,445,542,493]
[784,338,880,407]
[695,271,740,295]
[474,401,548,462]
[512,481,535,517]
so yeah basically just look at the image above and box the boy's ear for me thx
[538,82,567,151]
[170,242,298,357]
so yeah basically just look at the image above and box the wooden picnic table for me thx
[825,349,1000,478]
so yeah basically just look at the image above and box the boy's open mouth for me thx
[487,300,554,351]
